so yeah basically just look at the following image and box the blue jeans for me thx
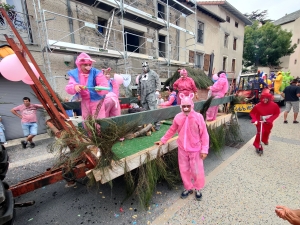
[21,122,38,137]
[0,126,6,143]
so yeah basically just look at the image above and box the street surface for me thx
[5,111,280,225]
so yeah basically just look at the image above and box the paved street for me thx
[5,108,292,225]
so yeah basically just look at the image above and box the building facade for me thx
[274,10,300,77]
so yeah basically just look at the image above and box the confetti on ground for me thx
[129,208,133,210]
[102,196,105,198]
[99,192,102,194]
[28,218,33,221]
[120,207,124,212]
[114,213,119,218]
[202,216,205,220]
[132,222,137,225]
[156,191,162,194]
[78,215,81,217]
[147,221,151,225]
[192,220,196,224]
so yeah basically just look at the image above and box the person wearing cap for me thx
[281,79,300,124]
[173,68,198,105]
[250,92,280,152]
[155,93,209,201]
[65,52,109,121]
[102,67,121,117]
[206,71,229,121]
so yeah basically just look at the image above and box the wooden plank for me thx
[93,113,233,183]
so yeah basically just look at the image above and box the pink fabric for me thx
[178,147,205,190]
[65,53,109,120]
[110,79,120,97]
[206,73,228,121]
[161,110,209,153]
[209,73,228,97]
[206,96,221,121]
[173,77,197,104]
[13,104,43,123]
[80,99,106,120]
[160,91,176,106]
[103,92,121,117]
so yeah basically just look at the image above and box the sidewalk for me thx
[152,112,300,225]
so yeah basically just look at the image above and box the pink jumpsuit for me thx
[206,73,228,121]
[173,77,197,105]
[103,79,121,117]
[161,109,209,190]
[65,53,109,121]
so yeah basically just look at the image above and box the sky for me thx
[201,0,300,21]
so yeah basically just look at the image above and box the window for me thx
[157,3,165,20]
[224,33,229,48]
[233,38,237,50]
[195,53,204,69]
[235,21,238,28]
[124,28,144,53]
[298,38,300,44]
[295,59,297,64]
[226,16,230,23]
[197,21,204,44]
[222,56,227,71]
[97,17,107,34]
[189,50,194,63]
[158,35,166,57]
[231,59,236,72]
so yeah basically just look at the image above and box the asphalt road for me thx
[5,110,280,225]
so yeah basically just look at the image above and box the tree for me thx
[243,21,297,67]
[244,10,271,24]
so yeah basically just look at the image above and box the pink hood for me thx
[75,52,96,73]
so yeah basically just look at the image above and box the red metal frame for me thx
[0,8,97,196]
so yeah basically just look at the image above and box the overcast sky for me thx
[225,0,300,21]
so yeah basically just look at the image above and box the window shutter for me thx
[189,50,194,63]
[204,54,210,71]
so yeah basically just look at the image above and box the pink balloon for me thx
[136,75,140,84]
[114,73,123,85]
[0,54,27,81]
[21,62,40,85]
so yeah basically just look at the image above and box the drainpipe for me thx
[66,0,75,44]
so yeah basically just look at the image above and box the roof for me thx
[177,0,225,22]
[197,0,252,25]
[273,9,300,25]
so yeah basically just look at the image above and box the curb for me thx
[4,133,53,148]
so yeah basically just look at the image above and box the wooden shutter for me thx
[204,54,210,71]
[189,50,194,63]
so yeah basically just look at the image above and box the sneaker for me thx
[181,189,193,199]
[284,121,288,124]
[195,190,202,201]
[293,121,299,124]
[30,142,35,148]
[255,148,260,154]
[21,140,27,149]
[263,142,268,145]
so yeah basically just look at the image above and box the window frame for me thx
[233,37,237,50]
[222,56,228,71]
[224,33,229,48]
[235,21,239,28]
[226,16,230,23]
[195,52,204,69]
[157,3,165,20]
[197,21,204,44]
[231,58,236,72]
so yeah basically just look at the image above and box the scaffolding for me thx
[30,0,198,92]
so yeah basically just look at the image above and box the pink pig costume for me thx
[65,53,109,120]
[103,68,121,117]
[206,73,228,121]
[160,93,209,192]
[173,69,198,105]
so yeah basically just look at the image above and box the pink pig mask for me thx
[180,93,194,114]
[75,52,96,76]
[179,69,188,78]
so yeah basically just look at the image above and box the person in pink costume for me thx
[102,68,121,117]
[159,86,177,106]
[173,68,198,104]
[206,71,229,121]
[65,53,109,121]
[155,93,209,201]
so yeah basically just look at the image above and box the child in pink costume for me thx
[159,86,177,106]
[155,93,209,201]
[173,69,198,104]
[65,53,109,121]
[103,68,121,117]
[206,72,228,121]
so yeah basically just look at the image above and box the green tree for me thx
[243,21,297,67]
[244,10,271,24]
